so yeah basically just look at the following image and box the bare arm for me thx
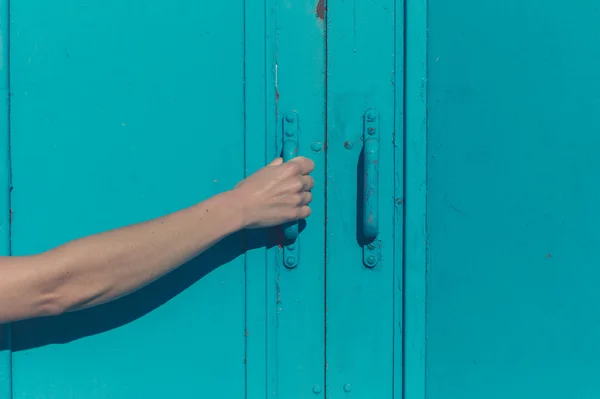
[0,157,314,324]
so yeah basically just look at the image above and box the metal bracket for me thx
[283,111,299,269]
[363,109,380,268]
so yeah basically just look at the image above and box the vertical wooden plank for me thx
[393,0,405,397]
[0,0,11,395]
[244,0,274,396]
[263,4,278,398]
[325,0,395,397]
[265,2,279,397]
[402,0,427,397]
[274,0,326,397]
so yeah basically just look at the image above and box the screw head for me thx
[311,142,323,152]
[366,110,377,121]
[285,130,294,137]
[312,385,322,394]
[285,113,296,123]
[343,384,353,393]
[344,140,354,149]
[368,127,376,136]
[366,255,377,267]
[367,243,376,250]
[286,256,297,268]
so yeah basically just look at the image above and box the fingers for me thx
[300,175,315,191]
[286,156,315,175]
[282,157,314,219]
[297,205,311,219]
[269,157,284,166]
[299,191,313,206]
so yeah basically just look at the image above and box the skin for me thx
[0,156,314,324]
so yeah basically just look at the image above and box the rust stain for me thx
[546,253,551,259]
[316,0,325,20]
[276,88,280,102]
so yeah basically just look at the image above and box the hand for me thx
[231,157,315,229]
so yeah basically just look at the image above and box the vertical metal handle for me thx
[283,111,299,269]
[363,110,379,239]
[363,109,380,268]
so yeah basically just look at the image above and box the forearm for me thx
[1,156,315,324]
[1,192,243,322]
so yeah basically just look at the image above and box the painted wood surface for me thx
[403,0,427,398]
[9,0,247,397]
[273,0,326,397]
[325,0,399,397]
[1,0,598,397]
[426,0,600,397]
[0,0,11,395]
[244,0,272,397]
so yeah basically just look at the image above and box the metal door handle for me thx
[363,109,379,238]
[283,111,299,268]
[363,109,380,268]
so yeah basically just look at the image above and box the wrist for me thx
[204,190,249,232]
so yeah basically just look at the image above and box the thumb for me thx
[268,157,283,166]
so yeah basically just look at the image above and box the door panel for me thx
[273,0,327,397]
[325,0,398,397]
[10,0,246,397]
[243,0,273,397]
[426,1,600,397]
[0,0,9,390]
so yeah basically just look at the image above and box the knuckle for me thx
[286,161,301,174]
[292,178,304,191]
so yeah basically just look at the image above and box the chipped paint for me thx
[316,0,325,20]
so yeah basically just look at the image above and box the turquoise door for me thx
[1,0,599,398]
[8,0,249,397]
[424,0,600,397]
[2,0,330,397]
[324,0,401,397]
